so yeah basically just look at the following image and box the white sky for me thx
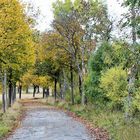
[22,0,125,32]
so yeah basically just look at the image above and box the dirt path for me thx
[6,100,94,140]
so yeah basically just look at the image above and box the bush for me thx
[84,42,128,105]
[100,66,127,109]
[84,43,113,103]
[133,88,140,111]
[65,89,71,102]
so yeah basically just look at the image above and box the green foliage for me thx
[84,42,128,104]
[74,0,113,41]
[84,43,111,103]
[84,42,140,111]
[74,94,81,104]
[65,89,72,102]
[0,0,35,95]
[0,0,138,138]
[133,88,140,111]
[0,0,34,68]
[100,66,127,109]
[123,0,140,40]
[36,58,60,81]
[52,0,73,18]
[125,0,140,7]
[0,123,9,138]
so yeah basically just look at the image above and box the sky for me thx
[22,0,126,32]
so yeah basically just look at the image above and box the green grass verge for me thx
[0,102,22,139]
[69,105,140,140]
[43,98,140,140]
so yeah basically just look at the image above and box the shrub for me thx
[133,88,140,111]
[100,66,127,109]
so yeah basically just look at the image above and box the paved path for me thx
[6,101,93,140]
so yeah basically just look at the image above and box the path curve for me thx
[6,101,94,140]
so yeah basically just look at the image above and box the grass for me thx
[70,105,140,140]
[0,123,9,138]
[0,102,22,139]
[43,97,140,140]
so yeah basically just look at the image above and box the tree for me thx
[52,0,112,105]
[122,0,140,43]
[74,0,113,42]
[41,32,72,100]
[0,0,35,107]
[84,42,129,104]
[34,32,64,100]
[121,0,140,119]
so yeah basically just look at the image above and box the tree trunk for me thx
[63,69,67,99]
[33,85,36,97]
[70,63,74,105]
[43,87,45,98]
[75,47,85,105]
[8,68,12,107]
[2,85,6,112]
[2,71,6,112]
[125,7,137,120]
[59,82,63,99]
[131,7,137,44]
[79,75,82,97]
[76,61,85,105]
[8,82,13,107]
[54,79,57,101]
[126,65,137,119]
[19,84,22,99]
[37,85,40,93]
[4,71,7,109]
[81,46,86,105]
[47,88,49,97]
[12,82,16,102]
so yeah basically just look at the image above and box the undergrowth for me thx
[70,105,140,140]
[0,102,22,139]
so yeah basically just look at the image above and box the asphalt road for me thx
[6,103,93,140]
